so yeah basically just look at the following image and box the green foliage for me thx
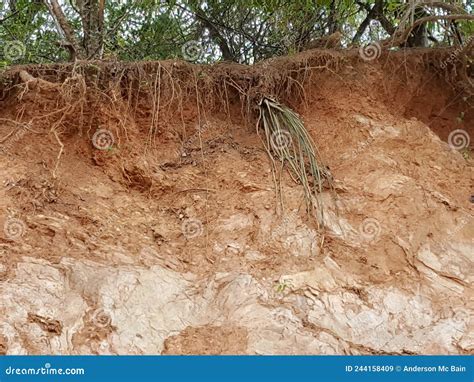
[275,279,292,294]
[0,0,472,65]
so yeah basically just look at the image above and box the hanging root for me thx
[257,96,334,229]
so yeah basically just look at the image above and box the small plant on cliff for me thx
[257,97,334,229]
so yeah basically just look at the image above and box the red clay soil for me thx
[0,48,472,355]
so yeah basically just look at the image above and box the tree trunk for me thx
[43,0,84,59]
[192,6,234,61]
[76,0,105,59]
[353,0,395,43]
[201,16,234,61]
[327,0,338,34]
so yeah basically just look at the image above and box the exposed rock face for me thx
[0,250,471,354]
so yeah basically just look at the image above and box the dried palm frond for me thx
[257,96,334,228]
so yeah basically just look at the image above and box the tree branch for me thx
[43,0,82,58]
[393,14,474,47]
[415,2,467,14]
[353,0,395,42]
[189,5,234,61]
